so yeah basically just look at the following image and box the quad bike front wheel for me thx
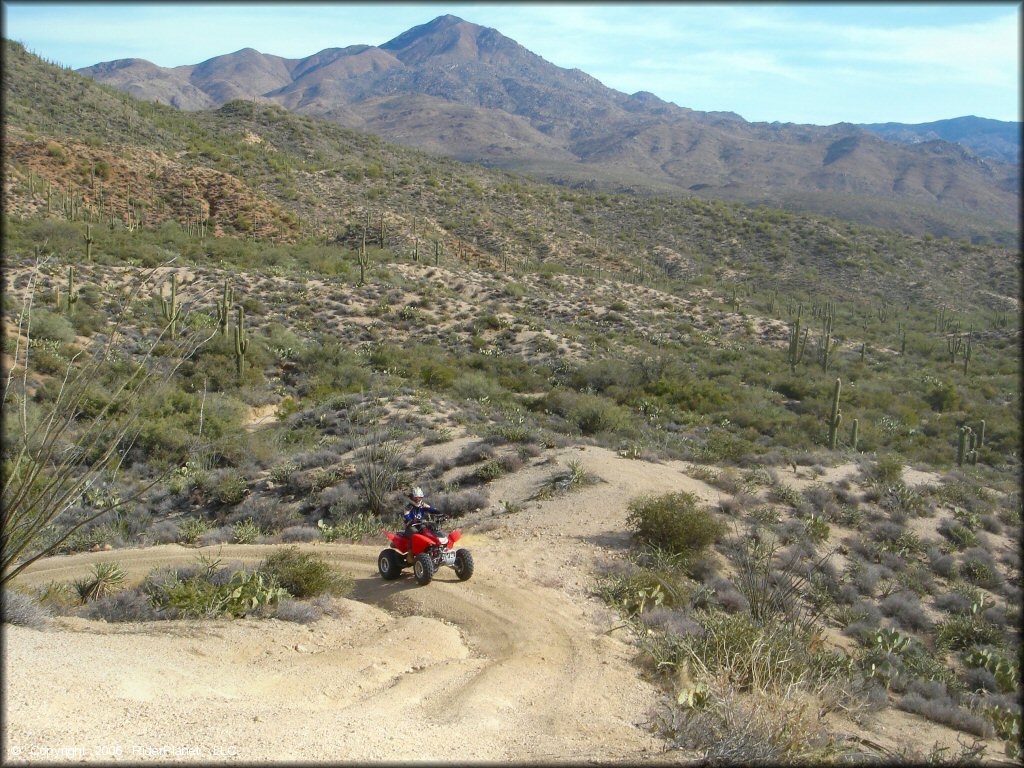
[454,548,474,581]
[378,549,404,580]
[413,553,434,585]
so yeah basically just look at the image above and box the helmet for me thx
[411,486,424,500]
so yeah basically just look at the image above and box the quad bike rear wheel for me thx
[454,548,474,581]
[413,553,434,585]
[378,549,404,580]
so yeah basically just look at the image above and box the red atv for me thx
[378,511,474,585]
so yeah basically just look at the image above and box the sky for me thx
[2,2,1020,125]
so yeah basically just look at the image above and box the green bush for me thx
[626,492,725,557]
[260,547,349,598]
[28,308,76,343]
[934,615,1006,651]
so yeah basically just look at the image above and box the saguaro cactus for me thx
[357,211,370,286]
[234,305,248,376]
[850,418,859,453]
[84,224,94,262]
[66,266,79,315]
[820,313,837,372]
[160,274,181,339]
[957,426,972,466]
[962,331,973,375]
[787,307,808,373]
[827,377,842,450]
[216,279,234,337]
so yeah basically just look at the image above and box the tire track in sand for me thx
[7,538,673,762]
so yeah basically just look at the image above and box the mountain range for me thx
[75,15,1021,241]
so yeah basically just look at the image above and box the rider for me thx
[403,487,436,563]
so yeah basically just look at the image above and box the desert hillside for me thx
[2,38,1021,766]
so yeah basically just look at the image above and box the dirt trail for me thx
[4,447,711,764]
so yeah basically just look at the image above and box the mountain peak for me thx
[380,14,523,66]
[381,15,469,50]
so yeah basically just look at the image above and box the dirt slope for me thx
[2,448,997,762]
[4,447,710,763]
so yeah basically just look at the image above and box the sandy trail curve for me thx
[4,447,712,764]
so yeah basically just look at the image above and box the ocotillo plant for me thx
[378,211,386,248]
[234,305,248,376]
[84,224,94,262]
[787,308,808,373]
[827,378,842,450]
[160,274,182,340]
[216,279,234,337]
[65,266,79,316]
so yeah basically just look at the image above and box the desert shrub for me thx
[676,610,844,695]
[146,519,181,545]
[768,481,801,508]
[934,591,974,616]
[81,590,162,622]
[880,591,931,631]
[964,666,1001,693]
[2,589,50,628]
[708,577,749,613]
[626,492,725,558]
[27,308,76,343]
[851,562,887,596]
[935,615,1006,651]
[595,552,692,617]
[143,561,286,619]
[260,547,349,598]
[272,598,323,624]
[637,606,702,639]
[455,441,496,466]
[895,563,935,597]
[268,460,300,486]
[939,518,977,550]
[882,482,925,518]
[960,547,1001,590]
[927,546,959,579]
[474,458,506,483]
[802,484,834,512]
[316,513,382,543]
[659,682,834,765]
[321,484,363,518]
[867,453,904,486]
[435,489,489,517]
[226,495,301,533]
[231,520,263,544]
[898,683,994,738]
[280,525,319,543]
[196,526,233,547]
[177,518,210,545]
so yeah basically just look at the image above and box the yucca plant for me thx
[73,561,126,602]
